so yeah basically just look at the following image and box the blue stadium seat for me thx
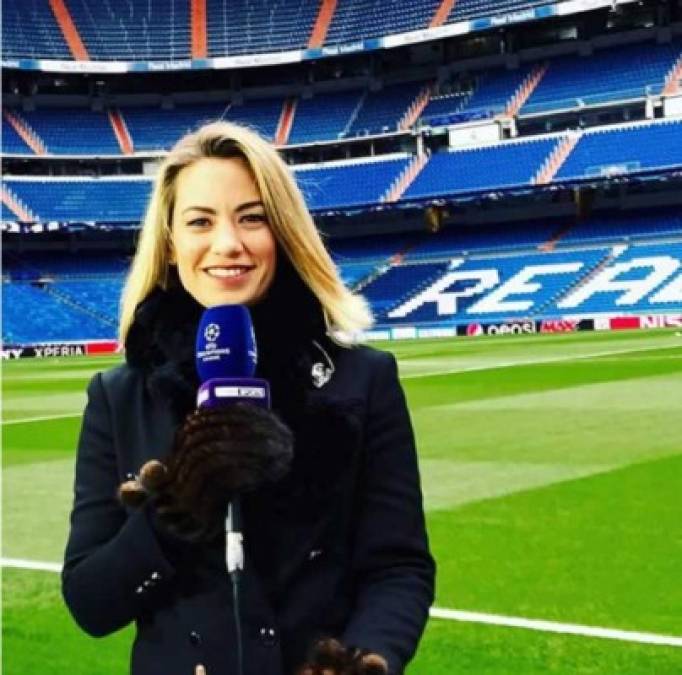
[295,157,411,209]
[422,66,533,125]
[2,283,115,343]
[555,120,682,181]
[523,41,681,114]
[404,137,557,199]
[66,0,190,61]
[288,90,363,144]
[206,0,318,57]
[1,0,71,59]
[348,83,422,136]
[2,118,33,154]
[19,108,120,155]
[4,179,152,222]
[324,0,440,45]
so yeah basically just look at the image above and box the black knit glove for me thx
[118,403,293,542]
[298,638,389,675]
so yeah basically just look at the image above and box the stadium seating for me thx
[1,0,71,60]
[4,179,152,222]
[362,261,451,316]
[422,66,533,125]
[18,108,120,155]
[2,282,115,343]
[381,247,609,324]
[296,156,411,209]
[66,0,190,61]
[404,137,557,199]
[347,83,423,136]
[122,98,282,151]
[206,0,318,57]
[447,0,549,23]
[324,0,440,45]
[522,41,681,115]
[554,120,682,181]
[288,90,363,144]
[2,118,33,154]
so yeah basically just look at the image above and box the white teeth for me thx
[206,267,249,278]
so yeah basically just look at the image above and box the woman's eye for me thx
[241,213,268,227]
[187,218,209,227]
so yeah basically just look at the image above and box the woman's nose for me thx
[210,221,244,255]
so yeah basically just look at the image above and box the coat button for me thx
[258,626,277,647]
[189,631,202,646]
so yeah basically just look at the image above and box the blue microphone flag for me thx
[195,305,257,384]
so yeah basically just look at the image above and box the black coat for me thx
[62,288,435,675]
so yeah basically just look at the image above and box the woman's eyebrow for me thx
[235,200,264,213]
[182,206,216,215]
[181,202,264,215]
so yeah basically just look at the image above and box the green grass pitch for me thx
[3,328,682,673]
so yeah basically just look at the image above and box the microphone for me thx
[195,304,270,410]
[195,305,269,675]
[195,305,268,578]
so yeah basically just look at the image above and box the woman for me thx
[62,121,435,675]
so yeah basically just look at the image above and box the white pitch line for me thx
[2,412,82,426]
[402,342,682,379]
[1,557,680,647]
[430,607,682,647]
[1,557,62,573]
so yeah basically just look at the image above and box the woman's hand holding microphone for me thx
[118,403,294,542]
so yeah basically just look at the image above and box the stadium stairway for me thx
[382,151,431,203]
[399,83,434,130]
[533,132,580,185]
[275,99,297,146]
[191,0,208,59]
[1,185,37,222]
[309,0,338,49]
[48,0,89,60]
[662,54,682,95]
[505,62,548,116]
[108,109,134,155]
[2,110,47,156]
[430,0,457,28]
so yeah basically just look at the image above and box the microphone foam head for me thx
[196,305,257,383]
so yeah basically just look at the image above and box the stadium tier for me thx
[3,36,680,156]
[403,137,558,199]
[5,237,680,343]
[5,120,682,220]
[555,120,682,181]
[206,0,318,57]
[20,108,121,155]
[288,90,364,144]
[4,179,152,223]
[1,0,71,60]
[521,41,681,115]
[2,282,114,343]
[295,156,412,209]
[422,65,534,125]
[2,0,567,61]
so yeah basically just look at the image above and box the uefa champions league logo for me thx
[204,323,220,343]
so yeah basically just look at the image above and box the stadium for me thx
[2,0,682,672]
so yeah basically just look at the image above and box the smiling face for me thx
[170,157,277,308]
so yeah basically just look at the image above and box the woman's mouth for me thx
[204,266,253,279]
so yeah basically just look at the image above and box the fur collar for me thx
[124,261,338,423]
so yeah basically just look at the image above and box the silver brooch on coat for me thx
[310,340,335,389]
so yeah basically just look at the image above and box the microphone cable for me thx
[225,500,244,675]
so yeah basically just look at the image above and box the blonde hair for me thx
[119,121,373,344]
